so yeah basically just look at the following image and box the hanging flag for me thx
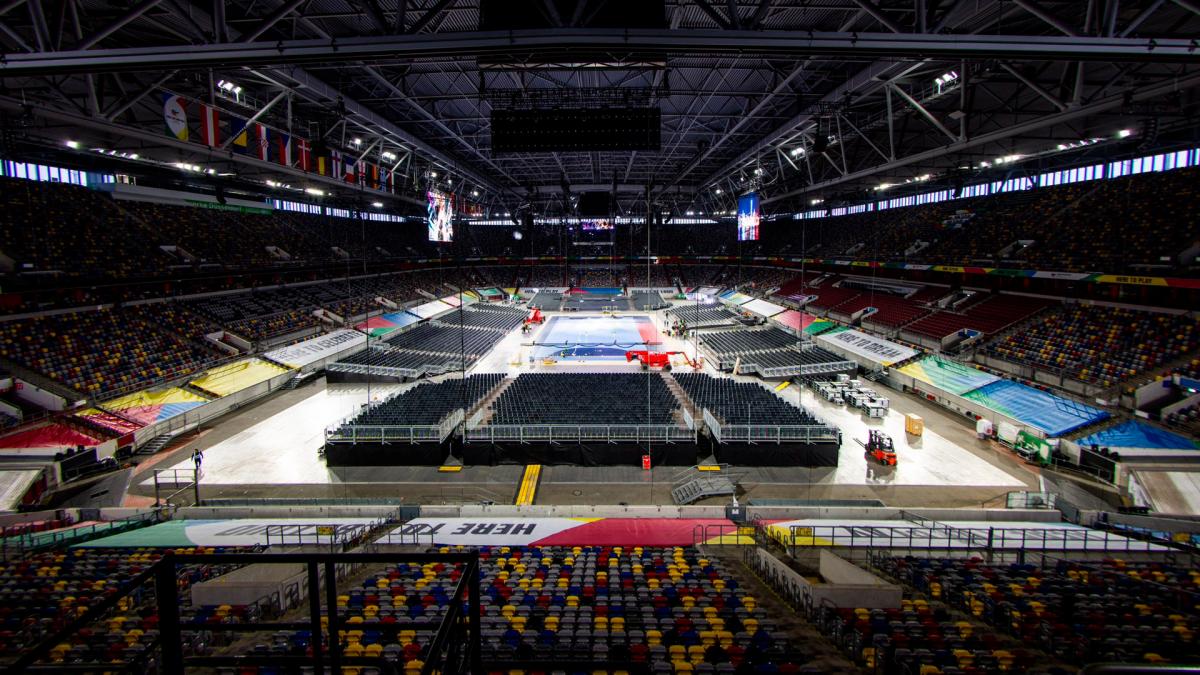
[277,133,293,167]
[369,162,380,190]
[231,118,249,152]
[198,104,219,147]
[297,137,311,171]
[379,166,390,193]
[254,124,270,161]
[344,156,357,184]
[163,94,188,141]
[331,149,344,178]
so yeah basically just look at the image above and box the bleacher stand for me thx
[487,373,678,425]
[666,304,738,328]
[631,291,669,310]
[433,306,527,333]
[700,328,798,357]
[674,373,824,426]
[335,374,502,431]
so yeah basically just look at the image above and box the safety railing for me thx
[379,522,439,547]
[326,424,443,443]
[463,424,695,443]
[766,523,1175,561]
[0,510,162,560]
[702,408,839,444]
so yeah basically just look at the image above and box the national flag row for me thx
[163,94,399,191]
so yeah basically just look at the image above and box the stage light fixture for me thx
[372,201,383,208]
[65,140,79,149]
[305,188,325,196]
[1117,129,1133,138]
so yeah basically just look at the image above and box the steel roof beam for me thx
[850,0,904,33]
[77,0,165,50]
[1011,0,1080,36]
[764,70,1200,204]
[998,61,1069,111]
[4,30,1198,77]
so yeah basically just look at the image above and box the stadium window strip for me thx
[788,145,1200,222]
[1,160,109,187]
[272,198,406,223]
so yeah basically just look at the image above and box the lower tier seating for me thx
[985,305,1200,387]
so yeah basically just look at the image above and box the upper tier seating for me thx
[904,293,1055,339]
[985,305,1200,387]
[0,177,164,279]
[1024,167,1200,272]
[487,373,678,426]
[0,308,219,394]
[879,556,1199,665]
[674,373,823,426]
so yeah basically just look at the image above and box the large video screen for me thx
[580,219,613,231]
[427,190,454,242]
[737,192,760,241]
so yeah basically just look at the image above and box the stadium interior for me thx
[0,0,1199,673]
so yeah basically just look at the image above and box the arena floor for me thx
[133,308,1042,508]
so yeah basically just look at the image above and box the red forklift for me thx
[625,350,698,371]
[861,430,897,466]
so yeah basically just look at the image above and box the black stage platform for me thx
[324,437,839,468]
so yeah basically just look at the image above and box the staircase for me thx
[135,433,177,456]
[671,475,736,505]
[465,376,516,427]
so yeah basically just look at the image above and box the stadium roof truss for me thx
[0,0,1197,213]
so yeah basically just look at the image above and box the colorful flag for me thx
[163,94,188,141]
[254,124,269,161]
[369,162,380,189]
[344,156,357,184]
[277,133,292,166]
[379,166,390,192]
[331,150,344,178]
[297,138,311,171]
[231,118,249,152]
[198,104,219,147]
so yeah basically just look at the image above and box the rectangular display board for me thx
[737,192,760,241]
[427,190,454,242]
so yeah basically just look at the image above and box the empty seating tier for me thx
[667,304,739,328]
[700,328,798,357]
[434,306,527,333]
[336,373,503,429]
[384,323,508,357]
[985,305,1200,388]
[674,373,823,426]
[485,373,678,426]
[904,293,1055,339]
[879,556,1199,665]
